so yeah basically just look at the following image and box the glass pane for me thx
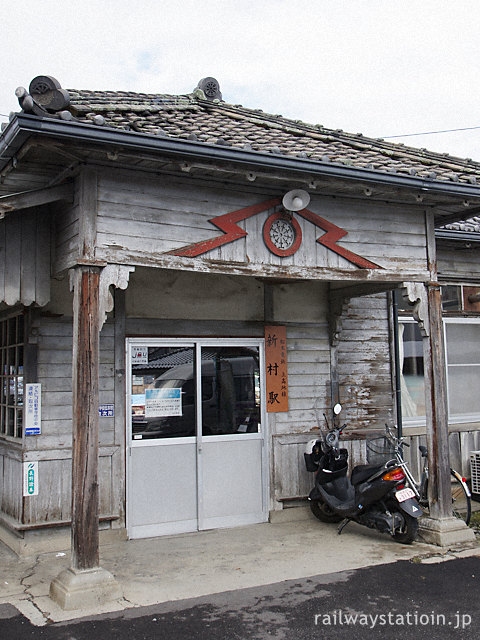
[7,318,16,345]
[7,377,15,405]
[400,322,425,418]
[17,315,24,343]
[441,286,462,311]
[131,346,195,439]
[8,347,16,374]
[201,346,260,436]
[446,323,480,365]
[7,407,14,436]
[16,408,23,438]
[17,376,23,406]
[448,365,480,416]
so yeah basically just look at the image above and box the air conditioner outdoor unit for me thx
[470,451,480,502]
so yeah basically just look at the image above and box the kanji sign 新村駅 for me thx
[264,326,288,413]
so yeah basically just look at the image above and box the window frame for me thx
[399,315,480,427]
[443,316,480,424]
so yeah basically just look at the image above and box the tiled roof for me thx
[443,216,480,232]
[66,88,480,187]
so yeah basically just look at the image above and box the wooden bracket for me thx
[98,265,135,329]
[70,264,135,330]
[402,282,429,337]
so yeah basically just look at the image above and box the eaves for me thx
[2,113,480,202]
[435,229,480,244]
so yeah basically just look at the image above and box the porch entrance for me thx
[126,338,268,538]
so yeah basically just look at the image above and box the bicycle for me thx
[367,425,471,526]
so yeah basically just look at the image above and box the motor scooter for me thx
[304,405,422,543]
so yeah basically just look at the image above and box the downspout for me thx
[391,289,403,439]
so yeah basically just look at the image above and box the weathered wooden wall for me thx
[272,293,395,502]
[337,294,394,429]
[0,209,50,306]
[49,167,430,277]
[437,246,480,281]
[54,196,80,274]
[19,316,118,526]
[0,441,23,522]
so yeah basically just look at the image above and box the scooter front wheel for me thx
[310,498,343,523]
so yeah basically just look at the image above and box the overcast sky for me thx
[2,1,480,160]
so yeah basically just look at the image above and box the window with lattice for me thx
[0,314,24,438]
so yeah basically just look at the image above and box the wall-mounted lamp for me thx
[282,189,310,212]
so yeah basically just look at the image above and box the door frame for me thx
[125,337,269,537]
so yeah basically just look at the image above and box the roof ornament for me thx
[194,77,222,101]
[15,76,72,119]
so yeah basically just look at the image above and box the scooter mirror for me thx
[333,403,342,415]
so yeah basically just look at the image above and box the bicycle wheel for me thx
[421,471,471,526]
[450,470,471,526]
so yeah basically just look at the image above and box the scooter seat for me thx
[351,463,385,486]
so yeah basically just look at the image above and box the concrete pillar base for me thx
[49,566,122,610]
[418,516,476,547]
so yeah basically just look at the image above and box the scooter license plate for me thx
[395,487,416,503]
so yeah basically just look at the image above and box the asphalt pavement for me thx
[1,554,479,639]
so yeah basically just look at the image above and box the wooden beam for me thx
[0,183,73,217]
[78,168,98,261]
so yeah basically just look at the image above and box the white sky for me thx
[2,0,480,160]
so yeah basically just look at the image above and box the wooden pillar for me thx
[403,281,475,545]
[50,262,123,609]
[422,282,452,519]
[71,265,101,570]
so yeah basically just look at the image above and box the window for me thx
[399,321,425,419]
[445,319,480,421]
[130,343,262,440]
[0,314,24,438]
[399,317,480,424]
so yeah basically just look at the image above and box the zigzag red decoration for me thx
[168,197,381,269]
[298,209,380,269]
[168,198,281,257]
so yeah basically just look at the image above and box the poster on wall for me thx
[145,388,182,417]
[25,383,41,435]
[131,346,149,365]
[264,325,289,413]
[23,461,39,496]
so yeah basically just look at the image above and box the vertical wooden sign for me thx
[264,325,288,412]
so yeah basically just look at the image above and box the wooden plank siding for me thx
[437,246,480,281]
[88,168,429,278]
[0,210,51,306]
[337,294,394,430]
[54,197,80,274]
[0,442,23,522]
[17,317,118,525]
[271,293,394,503]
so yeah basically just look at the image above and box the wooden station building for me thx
[0,76,478,602]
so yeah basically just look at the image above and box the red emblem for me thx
[168,198,380,270]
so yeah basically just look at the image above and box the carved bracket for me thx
[99,265,135,329]
[70,265,135,330]
[402,282,429,337]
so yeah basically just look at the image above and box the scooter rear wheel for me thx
[310,498,343,523]
[391,510,418,544]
